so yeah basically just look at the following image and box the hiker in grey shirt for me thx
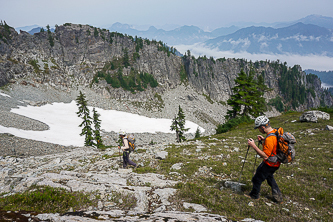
[118,131,137,169]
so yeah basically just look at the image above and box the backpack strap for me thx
[264,128,279,161]
[265,128,279,139]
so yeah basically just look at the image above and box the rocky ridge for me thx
[0,143,263,222]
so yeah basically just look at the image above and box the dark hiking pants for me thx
[123,151,136,168]
[249,162,281,199]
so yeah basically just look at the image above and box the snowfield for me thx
[0,97,204,146]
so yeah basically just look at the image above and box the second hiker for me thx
[246,116,283,203]
[118,131,137,169]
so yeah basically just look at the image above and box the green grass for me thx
[151,112,333,221]
[0,186,98,214]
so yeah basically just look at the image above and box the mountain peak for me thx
[148,26,157,31]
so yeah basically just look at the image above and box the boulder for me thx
[171,163,183,170]
[325,125,333,131]
[0,167,14,179]
[155,151,168,160]
[299,111,330,123]
[224,181,246,193]
[183,202,207,212]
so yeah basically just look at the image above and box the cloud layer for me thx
[175,43,333,71]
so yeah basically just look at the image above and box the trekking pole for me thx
[118,145,122,165]
[239,145,250,183]
[253,140,261,175]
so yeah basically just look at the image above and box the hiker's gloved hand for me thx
[257,135,264,141]
[247,138,255,147]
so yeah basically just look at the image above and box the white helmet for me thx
[254,116,269,129]
[119,130,126,136]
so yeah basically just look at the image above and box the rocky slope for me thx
[0,144,265,222]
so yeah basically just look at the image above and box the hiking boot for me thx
[272,193,283,204]
[244,194,258,200]
[266,193,283,204]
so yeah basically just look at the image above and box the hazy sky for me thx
[2,0,333,30]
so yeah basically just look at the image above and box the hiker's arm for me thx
[248,139,268,160]
[120,138,129,151]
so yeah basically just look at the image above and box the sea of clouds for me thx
[174,43,333,71]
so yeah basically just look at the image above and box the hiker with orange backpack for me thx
[245,116,283,203]
[118,131,137,169]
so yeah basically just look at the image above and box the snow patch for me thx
[0,101,204,146]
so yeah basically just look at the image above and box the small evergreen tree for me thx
[170,105,189,142]
[94,27,99,37]
[46,24,54,47]
[195,127,201,139]
[76,91,94,146]
[123,48,130,68]
[93,108,104,149]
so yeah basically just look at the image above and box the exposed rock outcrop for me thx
[299,110,330,122]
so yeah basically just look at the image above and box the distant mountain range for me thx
[108,23,240,45]
[19,14,333,57]
[304,69,333,87]
[274,14,333,30]
[108,14,333,57]
[15,25,55,34]
[204,22,333,56]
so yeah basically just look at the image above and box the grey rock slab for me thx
[90,173,127,186]
[171,163,183,170]
[153,188,177,205]
[128,173,177,187]
[35,210,230,221]
[0,167,14,178]
[325,125,333,130]
[155,151,168,159]
[133,187,151,213]
[66,179,106,192]
[183,202,207,212]
[37,179,71,191]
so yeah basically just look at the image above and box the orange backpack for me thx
[267,128,296,164]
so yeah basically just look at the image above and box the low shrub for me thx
[216,116,252,134]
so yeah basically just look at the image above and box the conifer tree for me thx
[227,69,269,119]
[252,73,271,116]
[123,48,130,68]
[93,108,104,149]
[76,91,94,146]
[46,24,54,47]
[195,127,201,139]
[170,105,189,142]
